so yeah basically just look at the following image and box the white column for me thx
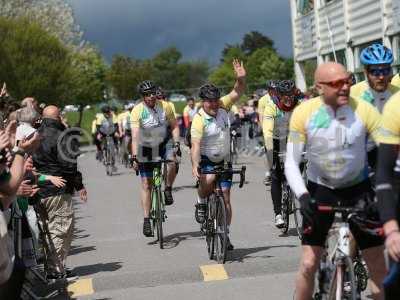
[381,0,391,48]
[291,0,307,90]
[314,0,324,65]
[343,0,354,71]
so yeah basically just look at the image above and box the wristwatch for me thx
[12,146,26,157]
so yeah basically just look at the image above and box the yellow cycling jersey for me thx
[377,92,400,145]
[257,94,271,116]
[230,104,239,115]
[191,95,233,161]
[95,112,117,126]
[91,119,97,134]
[183,105,198,121]
[262,97,294,151]
[288,96,381,189]
[117,111,131,131]
[391,74,400,89]
[350,80,400,112]
[130,100,175,148]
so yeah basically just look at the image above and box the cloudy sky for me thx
[68,0,293,65]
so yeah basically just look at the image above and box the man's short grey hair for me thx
[16,106,40,124]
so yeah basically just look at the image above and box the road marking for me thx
[200,264,229,282]
[67,278,94,297]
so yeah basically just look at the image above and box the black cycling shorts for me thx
[302,180,383,250]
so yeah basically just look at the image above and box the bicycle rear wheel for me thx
[214,195,228,264]
[156,188,164,249]
[328,256,357,300]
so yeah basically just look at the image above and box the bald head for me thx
[42,105,60,120]
[315,62,348,83]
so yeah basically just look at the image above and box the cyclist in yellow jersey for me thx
[130,80,180,237]
[183,97,197,129]
[191,59,246,250]
[262,80,303,228]
[118,104,133,162]
[96,106,119,170]
[375,93,400,298]
[154,86,181,204]
[285,62,385,300]
[257,80,278,124]
[258,81,279,183]
[350,44,399,170]
[391,73,400,88]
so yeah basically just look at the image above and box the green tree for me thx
[247,48,293,86]
[107,55,154,100]
[68,45,107,126]
[0,17,71,104]
[241,31,274,55]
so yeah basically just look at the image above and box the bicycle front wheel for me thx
[214,195,228,264]
[156,188,164,249]
[206,197,215,260]
[328,256,357,300]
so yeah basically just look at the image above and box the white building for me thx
[290,0,400,90]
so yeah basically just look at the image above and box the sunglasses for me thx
[367,67,391,77]
[143,91,157,97]
[319,76,352,89]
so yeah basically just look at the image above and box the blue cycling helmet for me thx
[360,44,394,66]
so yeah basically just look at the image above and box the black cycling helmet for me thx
[266,80,277,90]
[101,105,111,114]
[276,80,295,95]
[137,80,156,95]
[199,83,221,100]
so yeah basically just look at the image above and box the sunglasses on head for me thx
[367,67,391,77]
[319,75,353,89]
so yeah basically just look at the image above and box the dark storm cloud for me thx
[68,0,292,64]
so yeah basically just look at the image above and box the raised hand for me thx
[46,175,66,188]
[232,59,246,79]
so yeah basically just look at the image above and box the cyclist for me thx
[183,97,197,129]
[96,105,119,171]
[285,62,386,300]
[155,86,181,203]
[258,80,278,124]
[258,80,278,183]
[191,59,246,250]
[262,80,303,228]
[375,94,400,298]
[118,104,133,163]
[131,80,180,237]
[351,44,399,170]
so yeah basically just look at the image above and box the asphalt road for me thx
[65,148,303,300]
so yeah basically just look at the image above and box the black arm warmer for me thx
[376,143,399,223]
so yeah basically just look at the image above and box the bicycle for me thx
[292,153,308,240]
[149,159,171,249]
[313,205,382,300]
[103,134,116,176]
[276,152,296,235]
[120,133,131,168]
[199,165,246,264]
[230,128,240,165]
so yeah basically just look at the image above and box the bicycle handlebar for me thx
[317,205,384,237]
[198,166,247,188]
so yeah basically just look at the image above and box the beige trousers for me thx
[37,194,74,274]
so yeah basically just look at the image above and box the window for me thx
[297,0,314,15]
